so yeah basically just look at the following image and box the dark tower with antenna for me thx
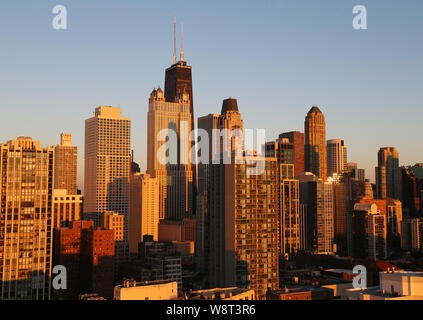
[164,20,194,131]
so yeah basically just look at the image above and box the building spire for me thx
[173,17,177,64]
[180,22,184,62]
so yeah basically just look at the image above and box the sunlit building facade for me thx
[208,153,279,300]
[54,133,77,195]
[0,137,54,300]
[84,106,131,240]
[305,106,327,181]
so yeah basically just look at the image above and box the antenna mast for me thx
[180,22,184,62]
[173,17,177,64]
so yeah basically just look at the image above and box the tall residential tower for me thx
[305,106,327,181]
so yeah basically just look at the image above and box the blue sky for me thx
[0,0,422,188]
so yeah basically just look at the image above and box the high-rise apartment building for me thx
[401,167,421,218]
[279,164,301,257]
[265,138,294,165]
[280,131,305,177]
[348,203,387,260]
[196,98,244,283]
[305,106,327,181]
[129,173,160,253]
[54,133,78,195]
[84,106,131,240]
[375,147,401,200]
[331,175,350,255]
[401,218,423,252]
[52,189,82,229]
[264,139,300,258]
[345,162,365,182]
[147,87,193,221]
[208,153,279,300]
[0,137,54,300]
[327,139,347,177]
[387,199,403,238]
[298,172,334,254]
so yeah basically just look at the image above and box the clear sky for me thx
[0,0,422,189]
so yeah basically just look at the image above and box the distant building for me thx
[52,189,82,229]
[158,218,196,242]
[345,162,365,182]
[401,166,421,218]
[327,139,347,177]
[84,106,131,240]
[265,138,295,166]
[375,147,401,200]
[279,131,305,177]
[129,173,160,253]
[304,106,327,181]
[348,203,387,260]
[298,172,334,254]
[279,164,301,257]
[401,218,423,251]
[54,133,78,195]
[387,198,403,242]
[114,279,178,300]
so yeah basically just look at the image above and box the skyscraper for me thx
[348,203,387,260]
[164,21,197,218]
[375,147,401,200]
[401,166,421,218]
[264,139,300,258]
[84,106,131,240]
[0,137,54,300]
[280,131,305,177]
[327,139,347,177]
[146,87,193,221]
[54,133,78,195]
[279,164,301,257]
[196,98,244,282]
[129,173,160,253]
[305,106,327,181]
[298,172,334,254]
[264,138,294,165]
[208,153,279,300]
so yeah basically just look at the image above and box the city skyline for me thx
[1,1,423,304]
[1,0,423,189]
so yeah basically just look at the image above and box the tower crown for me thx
[221,98,239,114]
[308,106,322,114]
